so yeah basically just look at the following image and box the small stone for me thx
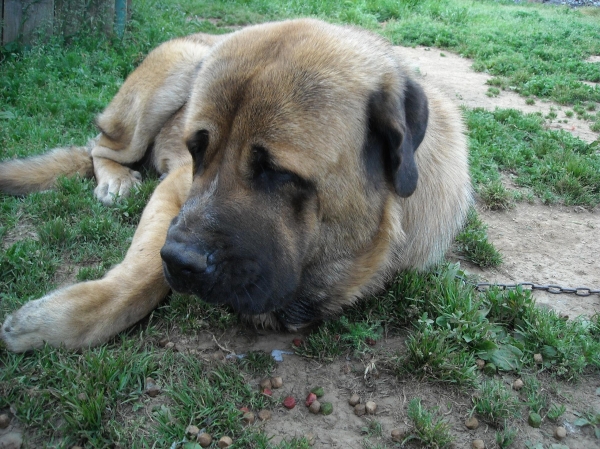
[283,396,296,409]
[310,386,324,398]
[391,428,404,442]
[534,353,543,364]
[348,393,360,406]
[271,376,283,389]
[259,378,272,390]
[218,436,233,448]
[365,401,377,415]
[320,402,333,415]
[242,411,255,425]
[528,412,542,428]
[305,432,316,446]
[476,359,486,370]
[354,403,366,416]
[512,379,524,391]
[465,416,479,430]
[197,433,213,448]
[165,341,176,350]
[0,413,11,429]
[472,439,485,449]
[258,409,272,421]
[145,377,161,397]
[309,400,321,414]
[554,426,567,440]
[186,425,200,437]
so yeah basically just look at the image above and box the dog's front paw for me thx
[1,294,77,352]
[94,167,142,205]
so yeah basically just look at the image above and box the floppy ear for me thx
[368,77,429,198]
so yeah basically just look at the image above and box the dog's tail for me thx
[0,139,96,195]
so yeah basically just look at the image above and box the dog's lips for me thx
[162,260,292,315]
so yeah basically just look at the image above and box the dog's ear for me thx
[368,77,429,198]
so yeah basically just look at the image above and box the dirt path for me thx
[397,46,600,318]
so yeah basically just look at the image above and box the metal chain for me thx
[474,282,600,297]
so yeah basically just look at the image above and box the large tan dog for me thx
[0,19,471,352]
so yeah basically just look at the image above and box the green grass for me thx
[2,0,600,446]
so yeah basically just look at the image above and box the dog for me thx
[0,19,472,352]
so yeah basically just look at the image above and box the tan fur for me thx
[0,19,471,352]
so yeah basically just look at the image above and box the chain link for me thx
[473,282,600,297]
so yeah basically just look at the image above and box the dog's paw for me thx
[94,168,142,205]
[1,294,76,352]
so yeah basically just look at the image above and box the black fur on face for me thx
[160,139,319,316]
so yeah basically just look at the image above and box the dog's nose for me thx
[160,241,208,275]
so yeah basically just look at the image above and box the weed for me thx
[526,98,535,105]
[479,180,514,211]
[473,379,520,427]
[522,376,549,415]
[547,403,567,422]
[487,87,501,97]
[455,208,503,268]
[496,426,518,448]
[565,110,574,118]
[404,398,454,448]
[238,350,276,376]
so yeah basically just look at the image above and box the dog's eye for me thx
[251,145,308,192]
[186,130,209,173]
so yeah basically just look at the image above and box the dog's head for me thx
[160,19,428,327]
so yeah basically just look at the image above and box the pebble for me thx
[218,436,233,448]
[348,393,360,406]
[197,433,212,448]
[472,439,485,449]
[354,404,366,416]
[145,377,161,397]
[554,426,567,440]
[259,378,272,390]
[186,425,200,437]
[391,428,405,442]
[513,379,524,391]
[0,413,10,429]
[365,401,377,415]
[258,409,272,421]
[465,416,479,430]
[242,411,255,425]
[165,341,176,351]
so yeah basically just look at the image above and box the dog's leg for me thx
[1,166,192,352]
[93,155,143,205]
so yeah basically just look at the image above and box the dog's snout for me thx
[160,241,208,275]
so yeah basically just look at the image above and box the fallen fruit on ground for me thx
[465,416,479,430]
[311,386,324,397]
[554,426,567,440]
[309,400,321,414]
[306,392,317,407]
[283,396,296,409]
[512,379,524,390]
[320,402,333,415]
[271,376,283,388]
[348,393,360,406]
[218,436,233,448]
[365,401,377,415]
[528,412,542,428]
[354,404,366,416]
[258,409,272,421]
[197,433,212,448]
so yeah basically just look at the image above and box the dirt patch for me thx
[396,46,600,143]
